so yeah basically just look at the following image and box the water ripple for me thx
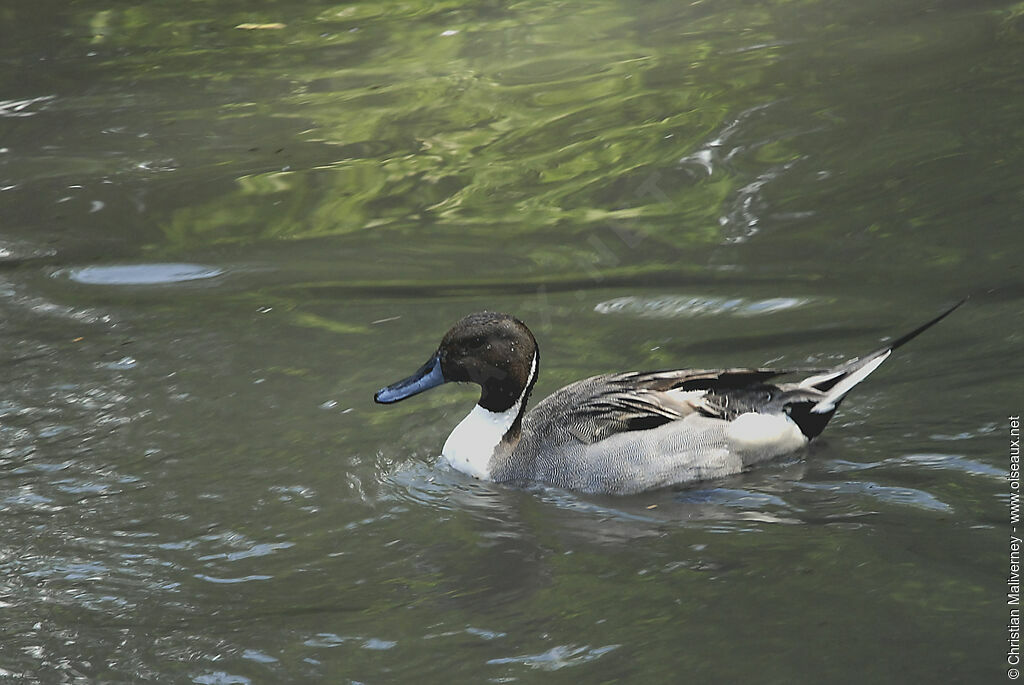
[595,294,811,317]
[487,643,621,671]
[60,263,224,286]
[793,480,952,512]
[825,452,1005,478]
[193,573,273,584]
[0,94,56,118]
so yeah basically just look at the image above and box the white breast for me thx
[442,404,519,479]
[441,352,538,480]
[725,412,808,464]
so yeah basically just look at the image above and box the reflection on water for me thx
[0,94,57,118]
[486,643,622,672]
[595,293,811,317]
[0,0,1017,681]
[63,263,225,286]
[380,437,996,538]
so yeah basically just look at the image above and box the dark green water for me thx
[1,0,1020,682]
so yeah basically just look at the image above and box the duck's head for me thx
[374,312,539,413]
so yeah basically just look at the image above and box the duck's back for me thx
[497,373,748,494]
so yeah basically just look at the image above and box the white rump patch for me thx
[726,412,807,463]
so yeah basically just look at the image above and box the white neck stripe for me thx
[442,352,537,480]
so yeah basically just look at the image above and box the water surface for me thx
[0,0,1019,682]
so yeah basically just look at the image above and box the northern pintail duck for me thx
[375,301,963,495]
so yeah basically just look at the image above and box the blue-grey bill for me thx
[374,353,446,404]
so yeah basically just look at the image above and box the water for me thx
[0,0,1018,682]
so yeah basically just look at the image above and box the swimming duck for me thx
[374,301,963,494]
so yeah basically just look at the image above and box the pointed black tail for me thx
[787,298,966,439]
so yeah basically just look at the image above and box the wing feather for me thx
[530,368,814,446]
